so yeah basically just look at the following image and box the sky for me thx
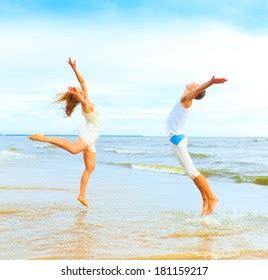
[0,0,268,136]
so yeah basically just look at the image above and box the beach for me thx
[0,135,267,259]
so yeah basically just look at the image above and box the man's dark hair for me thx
[194,90,206,100]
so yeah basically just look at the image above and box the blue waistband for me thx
[170,134,185,145]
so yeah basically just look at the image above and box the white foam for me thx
[200,216,222,228]
[34,144,50,148]
[0,149,37,159]
[104,147,151,154]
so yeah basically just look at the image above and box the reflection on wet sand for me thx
[33,209,100,260]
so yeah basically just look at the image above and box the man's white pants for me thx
[171,137,200,179]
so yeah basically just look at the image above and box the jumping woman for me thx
[165,76,227,216]
[29,58,101,207]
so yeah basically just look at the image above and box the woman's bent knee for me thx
[69,145,84,154]
[70,148,80,154]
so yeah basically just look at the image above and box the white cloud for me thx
[0,19,267,136]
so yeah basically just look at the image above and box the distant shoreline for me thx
[0,134,267,138]
[0,134,144,137]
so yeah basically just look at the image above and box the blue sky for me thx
[0,0,268,136]
[1,0,268,29]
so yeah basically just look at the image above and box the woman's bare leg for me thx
[29,134,88,154]
[193,174,218,215]
[77,149,96,207]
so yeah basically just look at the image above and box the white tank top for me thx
[165,101,190,135]
[82,105,102,131]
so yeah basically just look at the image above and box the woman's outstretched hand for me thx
[211,76,227,84]
[68,86,79,96]
[67,57,76,69]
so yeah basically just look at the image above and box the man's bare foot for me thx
[77,196,89,207]
[29,134,46,142]
[201,200,209,216]
[206,197,219,215]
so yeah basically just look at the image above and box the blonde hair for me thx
[55,91,79,117]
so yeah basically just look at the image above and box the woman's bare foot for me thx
[29,134,47,142]
[206,197,219,215]
[77,196,89,207]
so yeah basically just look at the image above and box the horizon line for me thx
[0,134,267,138]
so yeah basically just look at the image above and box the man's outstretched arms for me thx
[182,76,227,106]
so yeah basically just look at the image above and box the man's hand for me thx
[211,75,227,84]
[67,57,76,69]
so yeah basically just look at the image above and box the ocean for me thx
[0,135,267,259]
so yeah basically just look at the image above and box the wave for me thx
[199,169,237,177]
[233,175,268,186]
[253,138,268,142]
[7,147,20,152]
[103,147,152,155]
[0,148,36,159]
[132,163,185,174]
[103,161,268,186]
[104,161,231,176]
[34,144,57,149]
[105,162,185,174]
[190,152,209,158]
[103,147,209,158]
[0,186,70,191]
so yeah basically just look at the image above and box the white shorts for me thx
[171,137,200,179]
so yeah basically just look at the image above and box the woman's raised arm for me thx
[67,57,88,95]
